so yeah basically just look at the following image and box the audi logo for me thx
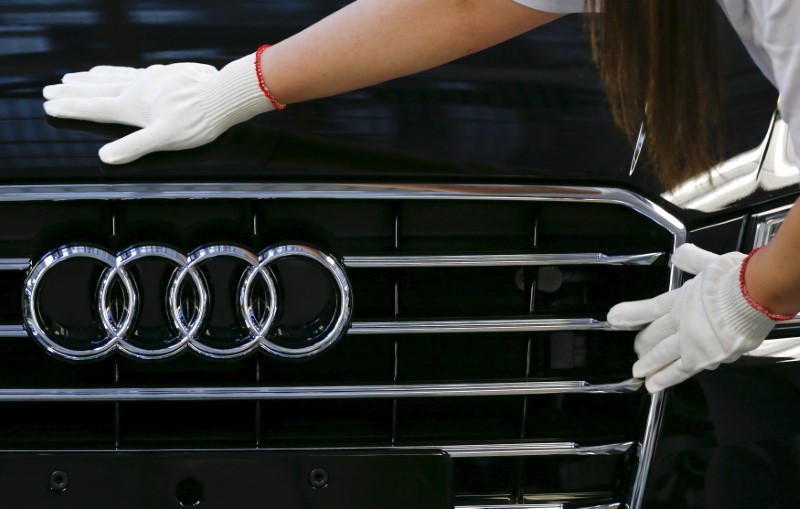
[23,244,352,361]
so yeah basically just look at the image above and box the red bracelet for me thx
[255,44,287,111]
[739,247,797,321]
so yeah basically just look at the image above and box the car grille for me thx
[0,183,683,509]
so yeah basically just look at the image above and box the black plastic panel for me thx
[116,200,253,252]
[0,450,452,509]
[0,338,114,388]
[525,393,647,443]
[398,201,536,253]
[454,457,518,503]
[398,266,531,317]
[261,399,393,446]
[0,201,111,258]
[0,402,114,449]
[397,333,529,382]
[396,397,524,443]
[523,455,629,501]
[258,200,395,255]
[118,401,256,448]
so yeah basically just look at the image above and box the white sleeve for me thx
[511,0,586,13]
[753,0,800,153]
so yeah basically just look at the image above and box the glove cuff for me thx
[198,51,277,131]
[709,254,775,343]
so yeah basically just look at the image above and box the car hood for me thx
[0,0,793,223]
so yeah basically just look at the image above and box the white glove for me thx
[43,52,276,164]
[607,244,776,393]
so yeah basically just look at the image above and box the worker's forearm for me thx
[261,0,561,104]
[745,197,800,316]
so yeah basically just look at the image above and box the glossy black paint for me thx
[0,450,452,508]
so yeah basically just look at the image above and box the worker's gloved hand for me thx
[43,53,276,164]
[607,244,776,393]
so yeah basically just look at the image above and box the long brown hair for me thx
[587,0,723,189]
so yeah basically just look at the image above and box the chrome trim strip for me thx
[3,315,644,337]
[753,203,792,249]
[456,504,620,509]
[751,202,794,221]
[0,258,30,271]
[747,336,800,359]
[343,252,663,268]
[628,391,667,508]
[3,318,614,338]
[442,441,633,458]
[350,318,611,334]
[0,325,26,337]
[776,316,800,326]
[0,379,641,401]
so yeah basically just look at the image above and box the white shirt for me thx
[513,0,800,156]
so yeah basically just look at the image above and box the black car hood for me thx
[0,0,791,223]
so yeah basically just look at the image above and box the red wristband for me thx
[739,247,797,321]
[255,44,287,111]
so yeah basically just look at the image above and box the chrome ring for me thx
[253,244,352,359]
[24,245,120,361]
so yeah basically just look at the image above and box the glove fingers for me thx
[643,360,692,393]
[633,313,676,356]
[43,83,126,100]
[607,289,679,329]
[671,243,718,275]
[61,71,139,85]
[99,122,171,165]
[44,97,133,125]
[632,333,680,379]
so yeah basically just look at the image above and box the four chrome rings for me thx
[23,244,352,362]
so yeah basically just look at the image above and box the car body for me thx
[0,1,797,508]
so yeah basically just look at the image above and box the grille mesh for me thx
[0,185,678,508]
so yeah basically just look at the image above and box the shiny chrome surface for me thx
[343,252,664,268]
[747,336,800,359]
[664,111,800,214]
[0,379,642,401]
[22,243,351,361]
[440,441,633,457]
[350,318,612,334]
[753,203,792,248]
[456,503,620,509]
[0,325,25,337]
[0,258,30,271]
[253,244,352,359]
[0,318,618,337]
[629,121,646,177]
[23,245,122,361]
[628,390,668,509]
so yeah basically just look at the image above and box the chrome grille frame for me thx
[0,182,686,509]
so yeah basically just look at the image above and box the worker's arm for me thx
[263,0,563,104]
